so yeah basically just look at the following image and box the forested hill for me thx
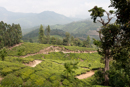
[23,29,66,38]
[51,20,101,35]
[22,29,66,42]
[0,7,80,29]
[51,16,116,35]
[23,20,102,41]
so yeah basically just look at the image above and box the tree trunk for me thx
[104,49,109,86]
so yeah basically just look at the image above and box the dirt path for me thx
[24,60,42,67]
[20,46,97,58]
[0,76,3,83]
[76,70,95,79]
[9,43,23,50]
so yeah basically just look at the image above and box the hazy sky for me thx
[0,0,113,18]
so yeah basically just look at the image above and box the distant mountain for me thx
[0,7,80,29]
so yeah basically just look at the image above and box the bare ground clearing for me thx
[76,70,95,79]
[24,60,42,67]
[0,76,3,83]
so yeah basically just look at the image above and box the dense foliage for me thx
[89,0,130,86]
[0,21,22,49]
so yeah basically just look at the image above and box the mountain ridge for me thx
[0,7,81,29]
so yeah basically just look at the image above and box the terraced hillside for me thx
[0,42,106,87]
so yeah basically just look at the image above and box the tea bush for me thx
[1,74,23,87]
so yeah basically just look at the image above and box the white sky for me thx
[0,0,114,18]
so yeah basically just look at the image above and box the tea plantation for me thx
[0,42,107,87]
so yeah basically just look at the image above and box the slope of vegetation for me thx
[7,42,51,56]
[0,42,105,87]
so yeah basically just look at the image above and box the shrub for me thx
[49,75,57,82]
[24,79,32,87]
[1,74,23,87]
[62,79,70,86]
[52,80,60,87]
[43,81,52,87]
[1,68,13,76]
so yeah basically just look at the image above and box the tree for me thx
[50,37,56,45]
[83,35,91,47]
[63,32,70,46]
[108,0,130,86]
[29,39,33,43]
[0,36,4,49]
[0,47,7,61]
[71,36,74,42]
[70,36,74,46]
[56,38,63,45]
[73,38,82,47]
[38,25,44,44]
[46,25,51,44]
[89,6,115,85]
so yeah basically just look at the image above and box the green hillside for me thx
[0,42,106,87]
[51,20,101,35]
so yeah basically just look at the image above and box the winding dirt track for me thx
[20,46,97,58]
[9,43,23,50]
[76,70,95,79]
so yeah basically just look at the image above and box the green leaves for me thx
[88,6,105,23]
[109,10,114,14]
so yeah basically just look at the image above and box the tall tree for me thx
[38,25,44,44]
[108,0,130,86]
[89,6,115,85]
[63,32,70,46]
[46,25,51,44]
